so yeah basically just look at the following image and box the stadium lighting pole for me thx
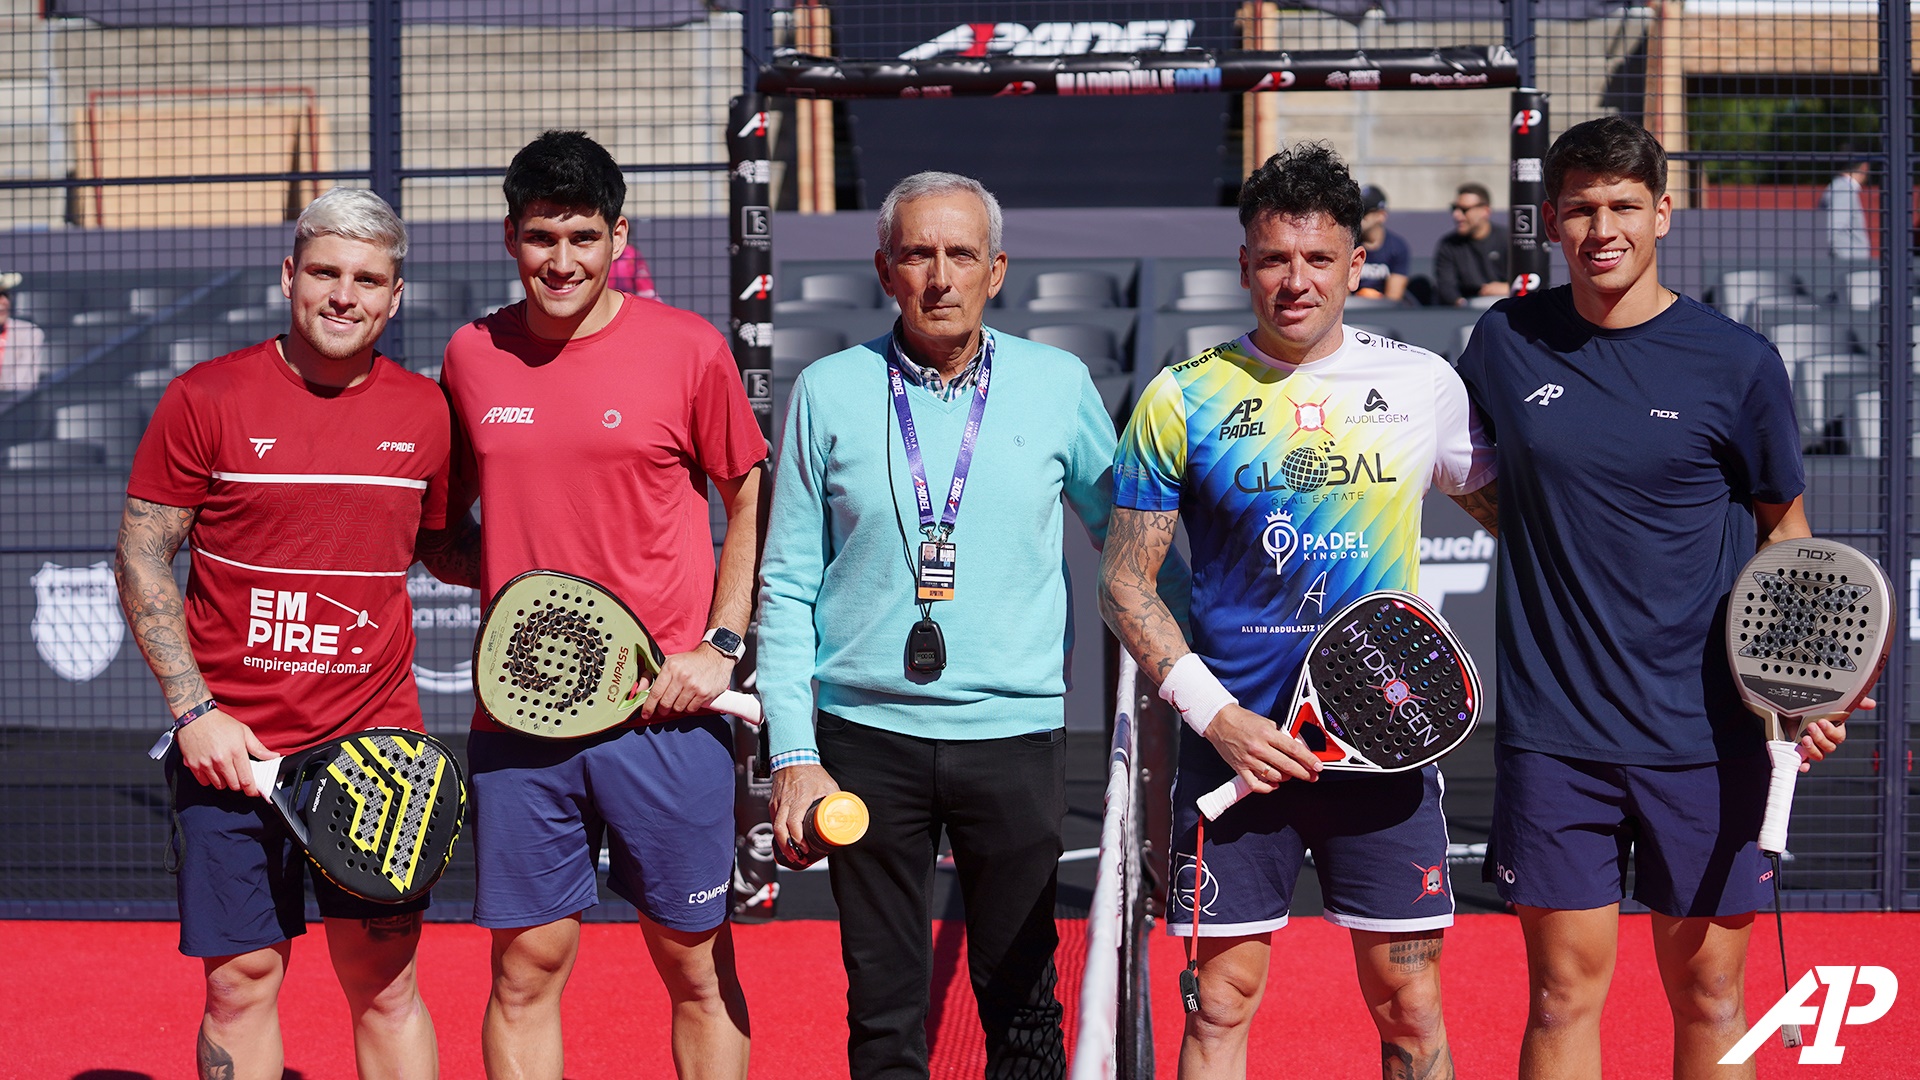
[1877,0,1911,913]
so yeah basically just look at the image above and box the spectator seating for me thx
[1170,268,1242,312]
[1028,324,1121,374]
[1024,270,1119,312]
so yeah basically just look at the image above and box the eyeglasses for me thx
[1449,202,1487,214]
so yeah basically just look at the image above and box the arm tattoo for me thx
[1388,933,1444,974]
[361,911,423,942]
[1382,1041,1454,1080]
[414,513,482,589]
[1099,508,1186,681]
[114,497,211,715]
[197,1024,236,1080]
[1448,484,1499,538]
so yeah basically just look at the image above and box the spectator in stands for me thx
[759,170,1182,1080]
[1434,182,1509,305]
[1353,185,1411,302]
[113,189,446,1080]
[0,271,49,393]
[1821,152,1872,263]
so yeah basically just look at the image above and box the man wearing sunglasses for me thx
[1434,183,1510,306]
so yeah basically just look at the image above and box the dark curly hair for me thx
[1545,117,1666,203]
[504,130,625,227]
[1238,142,1365,245]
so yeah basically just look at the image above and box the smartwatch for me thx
[701,626,746,661]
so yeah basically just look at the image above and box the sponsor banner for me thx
[758,47,1519,99]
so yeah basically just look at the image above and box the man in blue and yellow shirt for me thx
[1100,144,1497,1080]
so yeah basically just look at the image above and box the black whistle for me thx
[907,617,946,673]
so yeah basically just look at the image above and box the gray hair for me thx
[875,171,1004,259]
[294,187,409,266]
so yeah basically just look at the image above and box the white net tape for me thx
[1070,652,1140,1080]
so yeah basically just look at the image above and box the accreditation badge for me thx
[916,541,956,602]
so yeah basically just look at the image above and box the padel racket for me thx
[474,570,761,739]
[1197,590,1480,821]
[1726,538,1892,854]
[246,727,466,904]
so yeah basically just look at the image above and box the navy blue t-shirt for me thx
[1455,287,1804,765]
[1356,230,1411,294]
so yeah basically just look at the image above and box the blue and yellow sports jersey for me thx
[1115,326,1492,716]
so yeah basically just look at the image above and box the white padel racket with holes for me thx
[1197,590,1481,821]
[1726,538,1892,854]
[474,570,760,738]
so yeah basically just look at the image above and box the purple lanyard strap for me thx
[886,332,994,538]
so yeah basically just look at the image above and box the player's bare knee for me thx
[1188,973,1261,1038]
[1377,972,1446,1041]
[338,958,423,1023]
[203,951,284,1018]
[1669,971,1745,1028]
[1526,980,1605,1031]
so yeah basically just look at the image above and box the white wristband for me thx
[1158,653,1237,737]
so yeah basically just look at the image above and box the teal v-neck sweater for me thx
[757,329,1117,760]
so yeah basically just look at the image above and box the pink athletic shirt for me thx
[440,295,767,732]
[126,341,452,750]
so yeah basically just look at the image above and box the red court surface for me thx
[2,913,1913,1078]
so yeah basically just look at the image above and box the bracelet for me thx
[173,698,219,730]
[1158,654,1237,737]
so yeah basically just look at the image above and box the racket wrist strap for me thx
[147,699,218,762]
[173,698,218,729]
[1159,654,1237,737]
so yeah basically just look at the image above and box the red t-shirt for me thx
[441,295,766,731]
[126,341,452,751]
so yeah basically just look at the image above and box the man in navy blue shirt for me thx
[1353,185,1411,301]
[1455,117,1856,1077]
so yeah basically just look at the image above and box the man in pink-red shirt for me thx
[115,188,447,1079]
[423,130,766,1080]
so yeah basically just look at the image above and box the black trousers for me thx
[818,712,1068,1080]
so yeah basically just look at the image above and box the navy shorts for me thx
[1487,745,1772,918]
[467,718,736,932]
[1168,728,1454,937]
[167,753,430,959]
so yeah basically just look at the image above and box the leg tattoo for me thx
[196,1025,236,1080]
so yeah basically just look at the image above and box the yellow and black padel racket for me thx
[248,727,466,904]
[474,570,761,738]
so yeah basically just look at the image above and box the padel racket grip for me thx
[1758,738,1804,855]
[249,756,283,800]
[711,690,761,726]
[1197,775,1253,821]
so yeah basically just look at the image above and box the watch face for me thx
[708,627,744,657]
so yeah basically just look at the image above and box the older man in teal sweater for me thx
[758,172,1146,1079]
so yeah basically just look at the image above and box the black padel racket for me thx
[1726,538,1893,854]
[474,570,761,739]
[1197,590,1480,821]
[247,727,466,904]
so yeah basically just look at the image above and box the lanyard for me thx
[886,332,994,538]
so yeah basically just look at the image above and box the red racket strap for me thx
[1180,816,1205,1013]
